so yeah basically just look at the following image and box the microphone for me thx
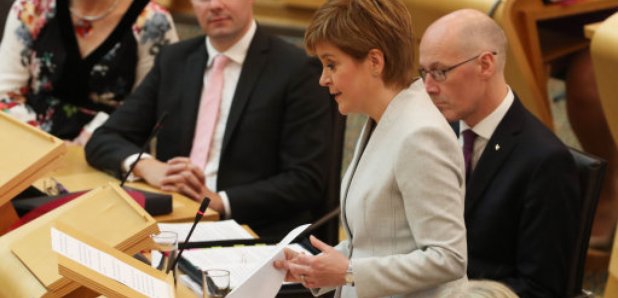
[120,111,169,187]
[170,197,211,271]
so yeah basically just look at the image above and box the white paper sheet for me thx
[182,224,310,298]
[158,219,254,242]
[50,227,172,298]
[225,224,309,298]
[184,245,274,288]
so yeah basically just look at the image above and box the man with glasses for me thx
[85,0,333,240]
[419,9,579,297]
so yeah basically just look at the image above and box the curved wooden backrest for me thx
[591,12,618,147]
[404,0,553,129]
[590,15,618,296]
[605,224,618,296]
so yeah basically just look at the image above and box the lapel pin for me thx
[495,144,501,151]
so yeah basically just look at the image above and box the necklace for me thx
[69,0,120,38]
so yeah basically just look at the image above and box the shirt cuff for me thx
[219,191,232,219]
[83,111,109,133]
[121,153,153,182]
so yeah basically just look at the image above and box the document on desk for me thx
[50,227,172,298]
[158,219,254,242]
[183,224,309,298]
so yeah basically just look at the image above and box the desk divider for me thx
[10,184,158,297]
[53,221,174,298]
[0,112,66,233]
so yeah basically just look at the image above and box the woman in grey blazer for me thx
[274,0,467,297]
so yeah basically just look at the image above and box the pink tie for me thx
[189,55,229,168]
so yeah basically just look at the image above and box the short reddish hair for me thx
[305,0,416,88]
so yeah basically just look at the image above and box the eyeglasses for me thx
[191,0,226,4]
[419,51,497,82]
[190,0,213,4]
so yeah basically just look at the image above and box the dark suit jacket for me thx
[0,0,11,41]
[465,98,580,298]
[85,27,334,240]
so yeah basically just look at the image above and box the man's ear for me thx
[479,51,496,79]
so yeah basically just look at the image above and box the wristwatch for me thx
[345,262,355,286]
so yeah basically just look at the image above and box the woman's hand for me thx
[273,248,303,283]
[274,236,349,289]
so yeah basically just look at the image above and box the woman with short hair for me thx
[274,0,468,297]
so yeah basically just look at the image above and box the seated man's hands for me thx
[133,157,225,214]
[133,158,169,188]
[274,236,349,289]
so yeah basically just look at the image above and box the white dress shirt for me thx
[459,87,514,172]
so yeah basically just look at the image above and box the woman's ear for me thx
[367,49,385,77]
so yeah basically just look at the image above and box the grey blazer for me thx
[326,80,468,298]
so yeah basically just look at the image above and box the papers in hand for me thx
[158,219,254,242]
[183,224,310,298]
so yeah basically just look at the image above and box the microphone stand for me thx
[169,197,211,272]
[120,111,169,187]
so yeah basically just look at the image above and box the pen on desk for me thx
[51,177,69,195]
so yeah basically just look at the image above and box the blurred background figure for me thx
[0,0,11,39]
[0,0,178,145]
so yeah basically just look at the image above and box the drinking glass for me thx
[149,231,178,285]
[202,269,231,298]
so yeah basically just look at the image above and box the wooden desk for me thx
[0,145,220,297]
[0,198,202,298]
[32,145,219,222]
[511,0,618,120]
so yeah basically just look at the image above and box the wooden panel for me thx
[0,203,19,235]
[55,223,174,298]
[282,0,325,9]
[254,0,316,31]
[606,222,618,296]
[0,113,66,207]
[591,13,618,152]
[11,184,158,294]
[510,0,618,129]
[585,21,602,38]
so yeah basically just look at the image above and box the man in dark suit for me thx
[85,0,333,240]
[419,9,580,297]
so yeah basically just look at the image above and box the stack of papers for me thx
[183,224,310,298]
[183,243,309,288]
[158,220,254,242]
[51,227,172,298]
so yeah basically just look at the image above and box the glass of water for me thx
[149,231,178,285]
[202,269,231,298]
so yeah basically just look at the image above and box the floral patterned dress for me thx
[0,0,178,139]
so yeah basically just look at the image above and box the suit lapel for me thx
[340,119,374,241]
[465,98,525,213]
[180,40,209,155]
[221,27,269,153]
